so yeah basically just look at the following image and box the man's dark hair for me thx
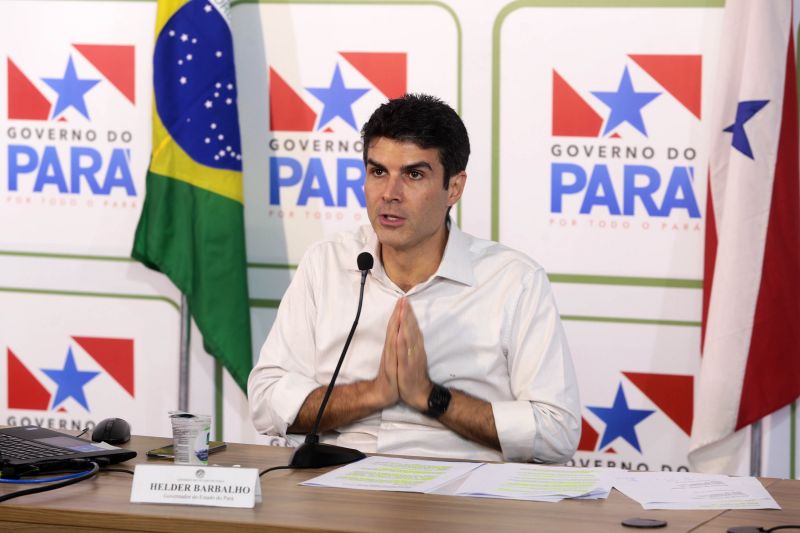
[361,94,470,189]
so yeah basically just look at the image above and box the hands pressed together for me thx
[374,297,433,413]
[291,295,499,450]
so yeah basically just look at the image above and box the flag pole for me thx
[178,294,191,411]
[750,419,762,477]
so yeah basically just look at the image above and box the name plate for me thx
[131,464,261,508]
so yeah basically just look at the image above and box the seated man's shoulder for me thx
[467,233,545,278]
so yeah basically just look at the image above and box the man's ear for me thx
[447,171,467,206]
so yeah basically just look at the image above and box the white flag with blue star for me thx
[690,0,800,474]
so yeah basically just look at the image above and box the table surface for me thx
[1,434,798,532]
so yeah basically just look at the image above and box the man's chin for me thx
[376,234,405,250]
[373,228,410,252]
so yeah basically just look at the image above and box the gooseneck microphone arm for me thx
[307,258,371,439]
[289,252,374,468]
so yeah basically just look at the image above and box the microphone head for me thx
[357,252,374,271]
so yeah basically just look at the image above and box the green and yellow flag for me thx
[132,0,252,390]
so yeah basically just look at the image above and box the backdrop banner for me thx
[1,0,796,477]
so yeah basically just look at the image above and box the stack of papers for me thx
[302,457,611,502]
[610,471,781,510]
[455,464,613,502]
[302,457,481,493]
[302,456,781,510]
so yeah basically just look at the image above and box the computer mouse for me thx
[91,418,131,445]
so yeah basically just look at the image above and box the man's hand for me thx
[372,297,402,406]
[395,298,500,451]
[396,298,434,412]
[291,296,499,452]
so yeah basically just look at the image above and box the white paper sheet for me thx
[611,471,781,510]
[455,464,612,502]
[301,456,483,493]
[302,457,779,511]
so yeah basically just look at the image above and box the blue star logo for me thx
[723,100,769,159]
[592,66,660,137]
[306,64,369,131]
[41,348,100,411]
[587,383,654,453]
[42,56,101,120]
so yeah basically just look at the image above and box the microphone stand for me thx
[289,263,370,468]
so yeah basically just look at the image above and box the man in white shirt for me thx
[248,94,580,462]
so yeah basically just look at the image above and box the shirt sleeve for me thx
[491,266,581,463]
[247,248,323,437]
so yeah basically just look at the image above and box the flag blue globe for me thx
[153,0,242,171]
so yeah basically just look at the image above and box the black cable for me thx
[0,461,99,503]
[727,525,800,532]
[259,465,295,477]
[101,467,135,475]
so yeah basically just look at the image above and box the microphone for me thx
[357,251,374,271]
[289,252,373,468]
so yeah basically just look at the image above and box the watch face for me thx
[427,383,452,418]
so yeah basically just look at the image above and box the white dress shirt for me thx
[248,223,581,463]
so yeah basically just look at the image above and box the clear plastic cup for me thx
[169,412,211,465]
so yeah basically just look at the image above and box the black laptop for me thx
[0,425,137,478]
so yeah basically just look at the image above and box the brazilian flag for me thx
[132,0,252,391]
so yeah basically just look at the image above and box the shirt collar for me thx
[434,221,477,287]
[351,220,477,288]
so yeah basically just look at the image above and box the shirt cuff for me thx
[271,373,322,433]
[492,400,536,462]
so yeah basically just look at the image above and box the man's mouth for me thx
[379,213,406,225]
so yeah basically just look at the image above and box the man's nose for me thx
[382,174,403,201]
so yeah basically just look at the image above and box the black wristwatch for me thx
[425,383,452,418]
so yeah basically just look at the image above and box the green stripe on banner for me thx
[0,250,135,262]
[215,361,224,441]
[250,299,282,309]
[248,263,298,270]
[561,315,701,328]
[548,274,702,288]
[0,286,180,311]
[0,249,302,277]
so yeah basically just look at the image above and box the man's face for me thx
[365,137,465,258]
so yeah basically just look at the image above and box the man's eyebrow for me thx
[365,159,434,172]
[402,161,433,172]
